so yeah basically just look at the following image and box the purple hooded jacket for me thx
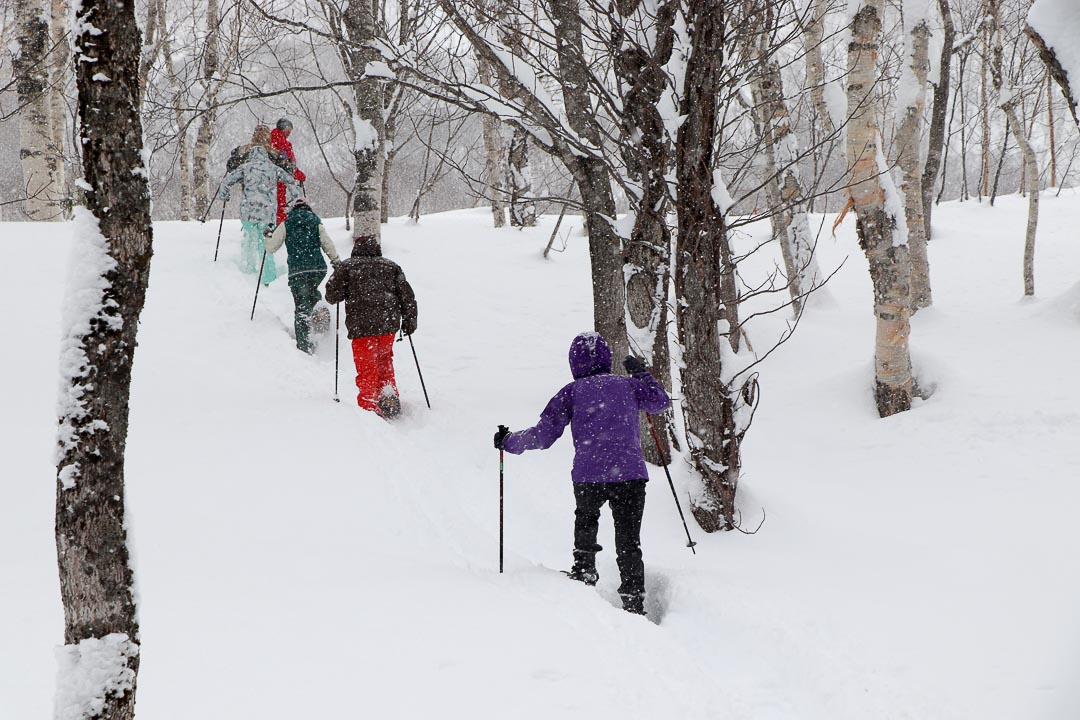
[502,333,670,484]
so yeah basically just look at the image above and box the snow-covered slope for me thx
[4,194,1080,719]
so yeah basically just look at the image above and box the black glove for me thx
[402,317,417,336]
[494,425,510,450]
[623,355,648,375]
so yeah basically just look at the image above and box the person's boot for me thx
[620,592,646,616]
[562,549,598,586]
[376,394,401,420]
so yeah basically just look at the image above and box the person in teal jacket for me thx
[266,199,341,353]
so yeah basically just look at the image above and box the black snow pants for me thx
[288,271,325,354]
[572,479,647,599]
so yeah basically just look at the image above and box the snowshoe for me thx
[310,304,331,335]
[375,394,402,420]
[561,567,599,586]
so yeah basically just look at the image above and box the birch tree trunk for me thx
[47,0,69,215]
[498,10,536,227]
[896,9,932,311]
[675,0,743,532]
[751,22,824,313]
[990,0,1038,296]
[478,54,507,227]
[55,0,152,714]
[192,0,221,218]
[161,9,192,221]
[847,0,914,417]
[921,0,954,239]
[345,0,385,238]
[803,0,835,139]
[14,0,65,219]
[551,0,627,363]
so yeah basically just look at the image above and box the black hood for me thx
[351,235,382,258]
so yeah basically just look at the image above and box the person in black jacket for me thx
[325,235,417,419]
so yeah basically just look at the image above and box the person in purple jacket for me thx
[493,332,670,615]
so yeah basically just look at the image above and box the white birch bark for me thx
[751,32,824,313]
[896,1,932,311]
[14,0,65,219]
[345,0,385,238]
[847,0,914,417]
[47,0,69,216]
[478,54,506,227]
[803,0,836,139]
[497,7,536,227]
[990,0,1038,296]
[192,0,221,218]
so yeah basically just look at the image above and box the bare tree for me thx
[193,0,223,216]
[921,0,954,238]
[674,0,749,531]
[747,0,824,314]
[54,0,152,716]
[989,0,1039,296]
[13,0,65,219]
[1026,19,1079,128]
[847,0,914,416]
[477,53,507,226]
[896,0,932,311]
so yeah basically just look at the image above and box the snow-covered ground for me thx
[4,193,1080,719]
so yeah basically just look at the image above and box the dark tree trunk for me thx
[551,0,627,362]
[1026,23,1079,128]
[921,0,953,240]
[613,0,677,464]
[55,0,152,716]
[674,0,740,532]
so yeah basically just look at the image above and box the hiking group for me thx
[215,120,673,615]
[217,118,417,420]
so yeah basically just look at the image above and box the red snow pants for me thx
[351,333,399,411]
[276,182,288,225]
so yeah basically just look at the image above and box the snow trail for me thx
[5,195,1080,718]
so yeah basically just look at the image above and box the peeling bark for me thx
[847,0,913,417]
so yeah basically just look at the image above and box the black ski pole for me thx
[646,414,697,554]
[200,179,224,223]
[407,334,431,409]
[250,251,267,321]
[212,201,226,262]
[499,437,506,573]
[334,304,341,403]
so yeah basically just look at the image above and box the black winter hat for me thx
[276,117,294,131]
